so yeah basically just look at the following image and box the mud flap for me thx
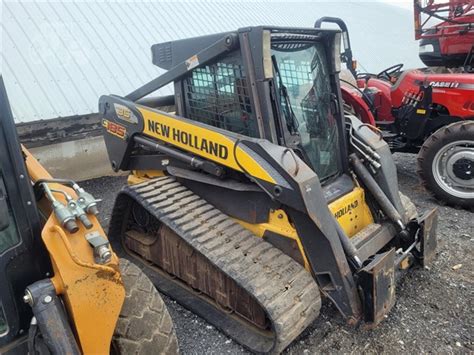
[417,208,438,267]
[358,248,396,326]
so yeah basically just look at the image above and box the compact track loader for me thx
[0,77,178,354]
[101,25,438,353]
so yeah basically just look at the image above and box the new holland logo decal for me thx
[334,200,359,219]
[147,120,229,159]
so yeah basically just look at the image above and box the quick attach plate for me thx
[358,248,396,327]
[417,208,438,267]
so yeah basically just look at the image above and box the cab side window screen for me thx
[183,51,259,138]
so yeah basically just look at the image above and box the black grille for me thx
[271,33,321,51]
[183,61,258,137]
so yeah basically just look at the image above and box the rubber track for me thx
[120,176,321,353]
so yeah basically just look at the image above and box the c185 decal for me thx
[102,119,127,139]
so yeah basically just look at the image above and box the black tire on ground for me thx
[112,259,179,355]
[417,120,474,208]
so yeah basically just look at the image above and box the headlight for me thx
[419,44,434,54]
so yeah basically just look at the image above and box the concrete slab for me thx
[30,135,121,181]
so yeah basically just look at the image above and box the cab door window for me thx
[0,176,19,254]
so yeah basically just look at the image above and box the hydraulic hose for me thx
[349,154,404,230]
[333,217,362,269]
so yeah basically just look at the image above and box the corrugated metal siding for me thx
[1,1,421,122]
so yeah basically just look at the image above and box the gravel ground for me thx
[82,152,473,354]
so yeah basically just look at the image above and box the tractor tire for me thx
[417,121,474,209]
[112,259,179,355]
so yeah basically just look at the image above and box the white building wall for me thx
[1,0,422,123]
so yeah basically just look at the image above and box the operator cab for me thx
[152,26,350,201]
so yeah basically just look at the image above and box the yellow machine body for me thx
[127,170,373,271]
[118,106,375,268]
[140,108,277,183]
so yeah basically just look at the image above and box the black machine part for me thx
[128,32,239,102]
[134,135,224,177]
[314,17,356,77]
[24,279,80,355]
[350,154,404,230]
[0,76,52,351]
[393,84,433,143]
[0,182,9,231]
[346,115,407,220]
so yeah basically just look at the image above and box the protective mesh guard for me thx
[277,59,315,118]
[183,58,258,137]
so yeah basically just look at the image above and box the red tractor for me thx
[316,0,474,208]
